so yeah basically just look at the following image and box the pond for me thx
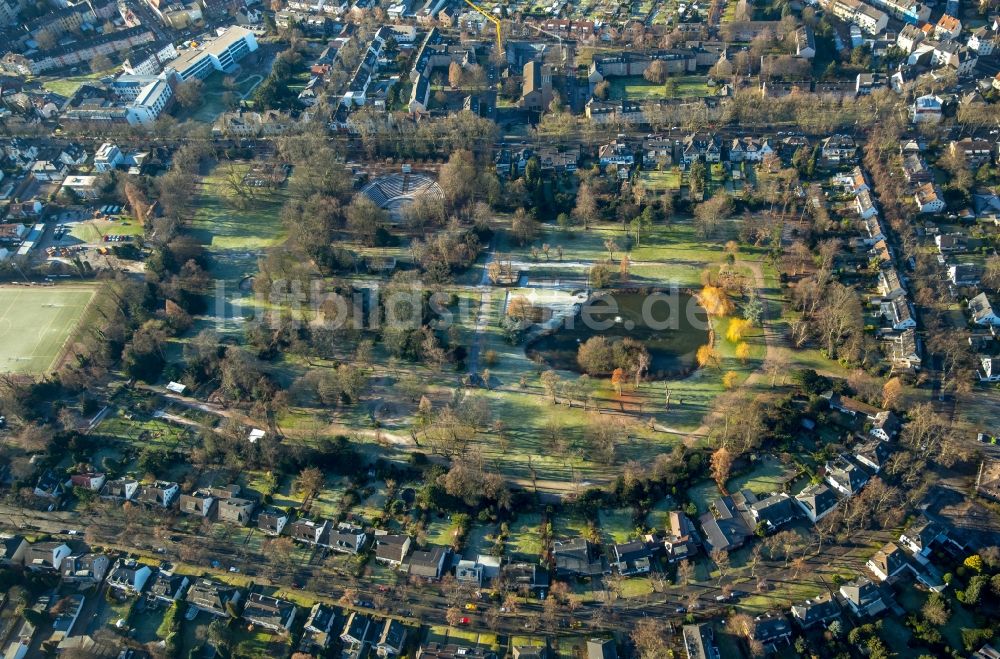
[525,289,710,378]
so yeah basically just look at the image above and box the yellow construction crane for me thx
[461,0,504,60]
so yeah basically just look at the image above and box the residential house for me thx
[341,611,373,647]
[217,497,255,526]
[747,492,799,532]
[914,182,946,213]
[257,508,289,536]
[0,535,27,567]
[821,135,857,163]
[950,138,993,168]
[408,546,450,580]
[890,328,922,370]
[107,559,153,594]
[825,455,870,497]
[417,644,496,658]
[879,268,906,300]
[186,578,242,617]
[553,539,608,578]
[902,154,932,184]
[968,26,997,55]
[848,166,871,194]
[137,481,179,508]
[288,518,332,545]
[936,233,969,253]
[791,594,841,629]
[610,540,653,576]
[856,190,879,219]
[243,593,296,632]
[970,292,1000,326]
[911,94,943,123]
[179,489,215,517]
[700,495,752,553]
[981,356,1000,382]
[931,41,978,75]
[899,518,949,564]
[100,478,139,501]
[795,483,839,523]
[795,26,816,58]
[598,139,635,168]
[871,410,900,440]
[60,552,110,586]
[949,264,982,287]
[34,471,65,500]
[745,614,793,653]
[865,217,886,244]
[897,24,925,52]
[329,523,367,554]
[377,618,408,657]
[664,511,701,561]
[586,638,617,659]
[825,392,881,421]
[502,562,550,597]
[856,72,885,94]
[971,644,1000,659]
[299,603,337,654]
[455,559,483,585]
[867,542,913,582]
[94,143,124,172]
[474,555,502,583]
[149,571,189,603]
[67,473,105,491]
[374,533,411,566]
[681,624,716,659]
[935,14,962,40]
[60,175,101,200]
[29,159,68,182]
[840,576,888,617]
[882,295,916,331]
[831,0,888,34]
[872,240,899,272]
[682,132,722,164]
[4,137,39,165]
[643,135,677,168]
[854,438,893,473]
[25,541,71,572]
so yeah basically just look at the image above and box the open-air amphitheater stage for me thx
[360,171,443,221]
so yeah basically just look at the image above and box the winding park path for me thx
[649,257,783,445]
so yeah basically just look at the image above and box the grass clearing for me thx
[508,513,544,560]
[608,75,710,101]
[68,218,144,243]
[641,168,683,191]
[599,509,636,544]
[726,455,792,495]
[0,285,97,374]
[38,66,118,98]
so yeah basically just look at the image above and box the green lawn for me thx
[641,168,683,191]
[599,509,636,544]
[95,412,192,451]
[508,513,544,560]
[726,455,792,496]
[68,218,144,244]
[185,162,288,336]
[39,66,119,98]
[607,76,710,101]
[0,285,97,374]
[687,479,721,515]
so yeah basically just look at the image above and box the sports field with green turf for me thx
[0,285,96,374]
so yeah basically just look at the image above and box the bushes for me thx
[158,601,187,658]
